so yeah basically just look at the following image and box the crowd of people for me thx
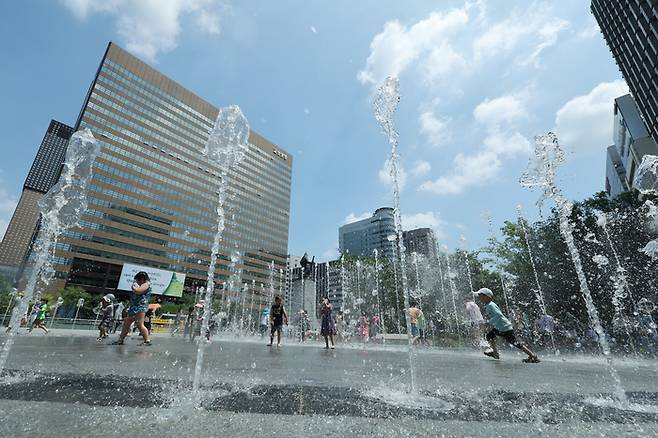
[11,269,656,363]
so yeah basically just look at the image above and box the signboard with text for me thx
[117,263,186,298]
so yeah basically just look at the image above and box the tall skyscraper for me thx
[605,94,658,198]
[0,120,73,280]
[8,42,293,305]
[591,0,658,143]
[403,228,437,260]
[339,207,396,259]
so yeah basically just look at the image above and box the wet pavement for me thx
[1,330,658,437]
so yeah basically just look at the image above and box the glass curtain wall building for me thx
[48,42,292,306]
[591,0,658,143]
[0,120,73,281]
[338,207,396,259]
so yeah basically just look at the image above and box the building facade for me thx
[339,207,396,259]
[16,42,295,307]
[592,0,658,143]
[0,120,73,281]
[402,228,437,260]
[604,94,658,198]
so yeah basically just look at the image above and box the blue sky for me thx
[0,0,626,261]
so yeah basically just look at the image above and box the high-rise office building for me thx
[605,94,658,198]
[0,120,73,280]
[339,207,396,259]
[591,0,658,143]
[403,228,437,260]
[15,42,294,304]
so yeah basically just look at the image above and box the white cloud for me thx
[419,91,531,195]
[421,42,467,83]
[411,160,432,177]
[342,212,371,225]
[473,93,526,126]
[379,158,407,191]
[0,184,18,241]
[555,80,629,155]
[402,211,445,239]
[310,25,317,34]
[419,111,451,147]
[357,7,469,85]
[60,0,222,61]
[578,20,600,39]
[473,6,569,66]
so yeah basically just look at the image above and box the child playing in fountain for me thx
[477,288,540,363]
[97,294,114,341]
[268,296,288,347]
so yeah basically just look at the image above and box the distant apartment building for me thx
[6,42,292,307]
[0,120,73,281]
[605,94,658,198]
[402,228,437,259]
[339,207,396,259]
[592,0,658,143]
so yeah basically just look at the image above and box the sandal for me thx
[522,356,540,363]
[140,340,152,346]
[110,340,124,345]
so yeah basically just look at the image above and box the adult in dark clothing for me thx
[267,296,288,347]
[320,297,337,349]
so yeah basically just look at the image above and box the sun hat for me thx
[476,288,493,298]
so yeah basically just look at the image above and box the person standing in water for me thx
[112,272,152,346]
[267,296,288,347]
[407,303,422,344]
[97,294,115,341]
[477,288,539,363]
[320,297,336,349]
[465,296,485,348]
[29,298,49,334]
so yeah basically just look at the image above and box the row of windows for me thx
[100,141,291,218]
[90,89,207,152]
[92,160,288,247]
[87,183,286,255]
[102,60,293,183]
[82,110,291,216]
[60,236,275,282]
[83,121,289,231]
[96,75,210,141]
[103,59,215,127]
[84,207,170,236]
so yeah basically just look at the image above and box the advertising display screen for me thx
[117,263,186,298]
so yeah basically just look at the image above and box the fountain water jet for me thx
[374,76,415,392]
[521,132,627,403]
[0,129,100,373]
[516,205,557,353]
[192,105,250,398]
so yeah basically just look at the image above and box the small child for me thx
[268,296,288,347]
[30,298,49,334]
[477,288,540,363]
[97,294,115,341]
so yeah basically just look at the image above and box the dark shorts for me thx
[486,328,522,348]
[271,324,283,333]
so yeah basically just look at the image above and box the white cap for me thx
[476,288,493,298]
[103,294,115,302]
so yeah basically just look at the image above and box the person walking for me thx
[112,301,124,334]
[465,297,485,348]
[30,298,49,334]
[267,296,288,347]
[320,297,336,349]
[111,272,152,346]
[183,306,195,340]
[407,303,422,344]
[97,294,115,341]
[477,288,540,363]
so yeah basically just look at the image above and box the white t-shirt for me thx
[465,301,484,323]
